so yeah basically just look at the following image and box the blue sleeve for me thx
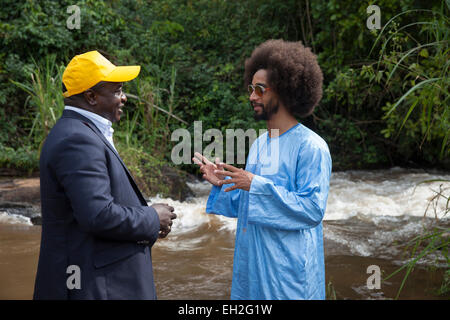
[53,132,160,243]
[206,179,241,218]
[247,144,332,230]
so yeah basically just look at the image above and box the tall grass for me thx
[11,55,65,151]
[370,2,449,159]
[119,65,185,158]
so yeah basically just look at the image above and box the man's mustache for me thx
[251,102,264,108]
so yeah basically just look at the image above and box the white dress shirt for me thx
[64,105,117,152]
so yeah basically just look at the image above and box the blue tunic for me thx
[206,123,332,299]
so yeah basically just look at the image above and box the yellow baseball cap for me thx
[62,50,141,98]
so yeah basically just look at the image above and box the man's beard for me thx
[253,99,279,121]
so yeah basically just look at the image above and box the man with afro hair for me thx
[194,40,332,299]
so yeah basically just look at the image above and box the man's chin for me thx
[253,111,268,121]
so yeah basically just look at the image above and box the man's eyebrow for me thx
[255,82,268,87]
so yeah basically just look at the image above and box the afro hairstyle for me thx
[244,39,323,118]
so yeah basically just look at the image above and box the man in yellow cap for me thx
[33,51,177,300]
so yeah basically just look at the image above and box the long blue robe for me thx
[206,123,332,299]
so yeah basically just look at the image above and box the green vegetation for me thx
[116,141,193,200]
[11,55,65,151]
[384,179,449,299]
[0,144,38,174]
[372,5,449,163]
[0,0,448,175]
[326,281,337,300]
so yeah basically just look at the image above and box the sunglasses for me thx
[248,84,271,97]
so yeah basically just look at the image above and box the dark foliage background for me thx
[0,0,448,173]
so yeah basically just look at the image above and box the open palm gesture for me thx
[192,152,224,186]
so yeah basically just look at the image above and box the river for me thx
[0,167,449,299]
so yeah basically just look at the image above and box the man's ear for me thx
[83,89,97,106]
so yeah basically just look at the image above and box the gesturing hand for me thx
[151,203,177,238]
[192,152,224,187]
[214,163,254,192]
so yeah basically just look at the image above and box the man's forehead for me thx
[252,69,268,83]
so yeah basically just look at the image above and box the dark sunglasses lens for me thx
[248,85,265,97]
[255,85,264,97]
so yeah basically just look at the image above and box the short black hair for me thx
[244,39,323,117]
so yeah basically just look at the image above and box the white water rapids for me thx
[1,167,449,261]
[151,167,449,262]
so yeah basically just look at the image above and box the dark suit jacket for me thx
[33,109,160,300]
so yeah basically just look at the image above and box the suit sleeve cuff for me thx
[146,206,161,244]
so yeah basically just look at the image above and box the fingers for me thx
[192,153,205,167]
[200,154,214,166]
[222,163,239,172]
[214,169,236,178]
[193,152,223,169]
[213,162,240,177]
[154,203,175,214]
[158,219,173,239]
[218,178,235,185]
[192,157,202,166]
[193,152,213,166]
[165,205,177,220]
[152,203,177,239]
[159,229,169,239]
[224,185,238,192]
[193,152,203,163]
[215,157,224,170]
[160,221,173,232]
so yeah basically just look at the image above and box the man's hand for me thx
[151,203,177,238]
[192,152,224,186]
[214,163,255,192]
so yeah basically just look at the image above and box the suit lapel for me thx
[61,110,148,205]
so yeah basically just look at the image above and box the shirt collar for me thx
[64,105,114,136]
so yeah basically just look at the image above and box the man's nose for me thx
[121,92,127,103]
[249,90,259,102]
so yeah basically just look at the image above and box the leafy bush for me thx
[0,143,39,173]
[1,0,448,172]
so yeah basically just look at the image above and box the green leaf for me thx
[419,48,429,58]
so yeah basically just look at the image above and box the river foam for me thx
[145,167,450,236]
[325,167,450,220]
[0,211,32,226]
